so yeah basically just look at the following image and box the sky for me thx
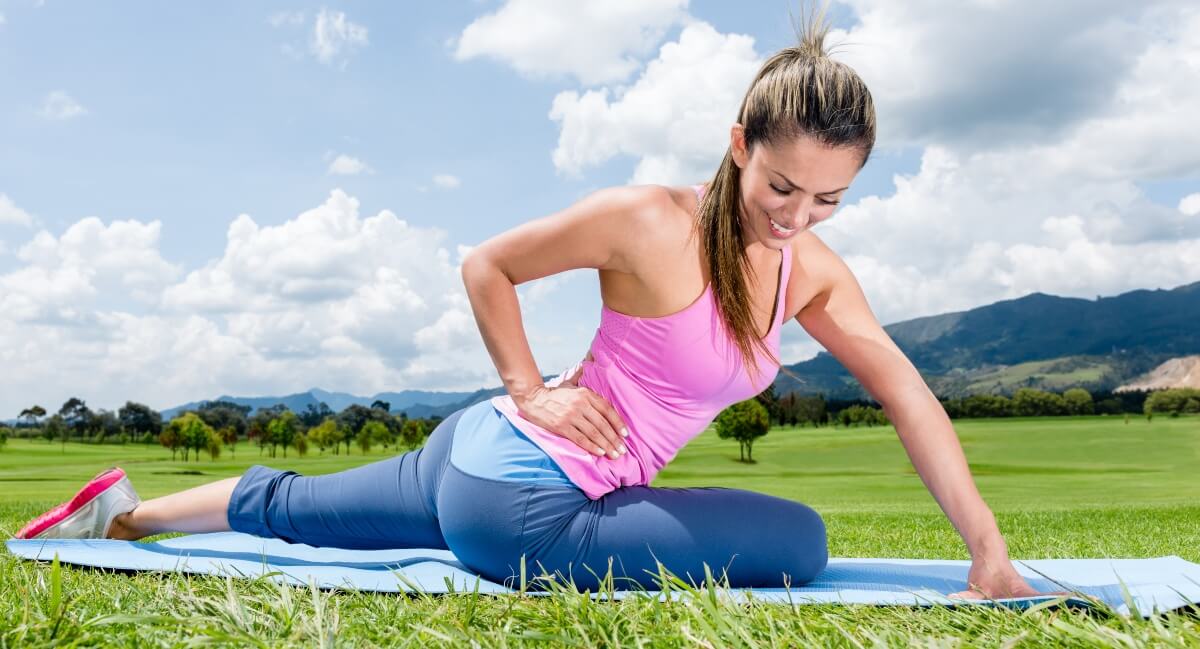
[1,0,1197,417]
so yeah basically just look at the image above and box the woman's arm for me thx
[794,240,1037,596]
[460,185,668,456]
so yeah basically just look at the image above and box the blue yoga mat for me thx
[7,532,1199,617]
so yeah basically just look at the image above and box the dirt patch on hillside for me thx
[1116,355,1200,391]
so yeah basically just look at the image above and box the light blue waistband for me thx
[448,400,575,487]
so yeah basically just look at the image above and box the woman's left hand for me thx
[949,555,1068,600]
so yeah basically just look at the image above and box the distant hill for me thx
[161,387,486,420]
[159,376,561,421]
[1116,355,1200,392]
[774,280,1200,400]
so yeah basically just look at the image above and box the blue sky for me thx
[1,1,1197,415]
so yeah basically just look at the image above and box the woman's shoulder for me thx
[587,183,701,236]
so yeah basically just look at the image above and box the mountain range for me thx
[774,279,1200,400]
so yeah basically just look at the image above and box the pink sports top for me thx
[491,184,792,499]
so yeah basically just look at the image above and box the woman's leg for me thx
[108,477,240,540]
[438,466,827,592]
[553,485,828,590]
[112,405,467,549]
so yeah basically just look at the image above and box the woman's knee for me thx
[226,464,298,540]
[782,502,828,584]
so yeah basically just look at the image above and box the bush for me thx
[1144,388,1200,417]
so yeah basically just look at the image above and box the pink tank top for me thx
[491,184,791,499]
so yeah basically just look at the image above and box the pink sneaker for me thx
[14,467,141,540]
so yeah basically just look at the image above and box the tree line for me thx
[711,386,1192,464]
[5,398,442,460]
[4,387,1192,462]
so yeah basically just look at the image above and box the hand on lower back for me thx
[514,384,628,460]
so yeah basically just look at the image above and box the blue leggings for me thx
[227,404,828,591]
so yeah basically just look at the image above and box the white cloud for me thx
[159,189,488,378]
[549,21,761,184]
[454,0,687,86]
[0,194,35,227]
[311,8,368,66]
[828,0,1188,152]
[432,174,461,189]
[39,90,87,120]
[1180,193,1200,216]
[0,190,528,417]
[327,154,373,176]
[1,217,180,324]
[267,10,305,28]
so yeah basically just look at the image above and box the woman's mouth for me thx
[767,213,796,237]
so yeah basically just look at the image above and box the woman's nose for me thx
[790,196,813,228]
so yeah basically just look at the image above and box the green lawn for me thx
[2,415,1199,646]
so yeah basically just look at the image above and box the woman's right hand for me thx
[514,384,629,460]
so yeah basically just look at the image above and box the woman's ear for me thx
[730,124,749,169]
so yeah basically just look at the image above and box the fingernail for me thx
[609,450,619,459]
[595,447,605,456]
[618,444,627,455]
[621,428,629,438]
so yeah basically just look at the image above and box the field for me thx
[2,415,1199,646]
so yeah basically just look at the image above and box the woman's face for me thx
[729,125,863,250]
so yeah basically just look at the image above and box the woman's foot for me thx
[13,467,141,540]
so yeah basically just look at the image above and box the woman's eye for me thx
[769,184,791,195]
[817,198,840,206]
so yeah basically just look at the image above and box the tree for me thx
[1063,388,1095,416]
[218,426,239,458]
[292,431,309,458]
[119,402,163,439]
[399,418,426,451]
[18,405,47,428]
[0,426,8,451]
[249,404,287,457]
[1145,388,1200,417]
[196,402,248,442]
[93,409,121,443]
[754,384,781,425]
[1012,388,1067,417]
[337,404,374,437]
[308,419,346,455]
[358,421,386,454]
[299,402,334,428]
[795,394,828,427]
[205,428,223,461]
[58,397,96,440]
[267,411,300,458]
[370,399,391,413]
[714,399,770,463]
[43,414,66,446]
[338,404,388,454]
[163,413,215,461]
[159,425,183,460]
[370,419,395,451]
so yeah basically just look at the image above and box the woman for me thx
[14,11,1043,599]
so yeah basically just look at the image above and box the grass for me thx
[2,415,1199,646]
